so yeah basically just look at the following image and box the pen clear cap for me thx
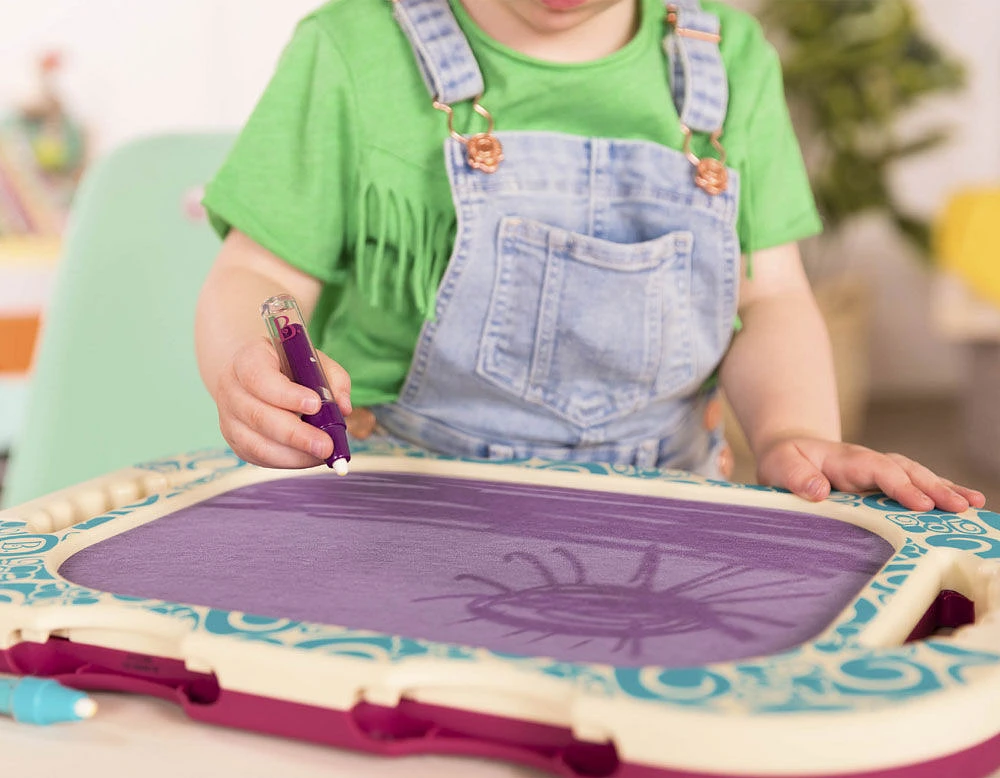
[261,294,333,399]
[261,293,307,346]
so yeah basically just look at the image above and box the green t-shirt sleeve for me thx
[202,18,356,282]
[720,11,824,253]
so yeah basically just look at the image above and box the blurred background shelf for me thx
[0,235,61,453]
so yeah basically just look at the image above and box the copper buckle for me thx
[666,4,722,43]
[432,96,504,174]
[681,125,728,195]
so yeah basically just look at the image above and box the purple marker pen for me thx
[262,294,350,475]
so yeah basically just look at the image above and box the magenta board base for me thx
[3,637,999,778]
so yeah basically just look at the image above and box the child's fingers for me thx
[823,448,933,512]
[222,385,332,462]
[956,486,987,509]
[886,454,976,513]
[223,417,327,469]
[870,476,934,513]
[316,352,353,414]
[233,339,321,414]
[938,477,986,507]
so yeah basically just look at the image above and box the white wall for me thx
[2,0,999,397]
[871,0,1000,396]
[0,0,320,155]
[892,1,1000,216]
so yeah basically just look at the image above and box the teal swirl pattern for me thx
[0,442,997,718]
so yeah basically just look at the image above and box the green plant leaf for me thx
[759,0,965,263]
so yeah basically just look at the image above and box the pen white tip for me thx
[74,697,98,719]
[333,459,349,476]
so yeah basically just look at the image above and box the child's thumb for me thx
[758,443,830,502]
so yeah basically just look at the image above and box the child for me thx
[195,0,985,513]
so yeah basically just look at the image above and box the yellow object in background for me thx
[935,187,1000,308]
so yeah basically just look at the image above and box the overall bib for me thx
[374,0,740,477]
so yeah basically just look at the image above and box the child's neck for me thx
[458,1,641,64]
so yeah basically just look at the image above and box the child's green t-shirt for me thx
[203,0,823,407]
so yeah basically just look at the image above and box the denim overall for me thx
[374,0,740,476]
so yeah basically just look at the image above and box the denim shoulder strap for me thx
[663,0,728,134]
[391,0,483,104]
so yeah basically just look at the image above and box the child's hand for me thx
[755,437,987,513]
[213,337,354,469]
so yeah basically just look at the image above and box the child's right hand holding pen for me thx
[195,231,363,469]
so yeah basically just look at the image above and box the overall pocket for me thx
[477,217,694,428]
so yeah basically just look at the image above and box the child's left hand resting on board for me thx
[721,242,986,514]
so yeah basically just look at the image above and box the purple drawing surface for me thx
[58,473,893,668]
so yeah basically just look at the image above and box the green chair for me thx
[2,134,234,507]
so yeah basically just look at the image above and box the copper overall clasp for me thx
[432,96,504,174]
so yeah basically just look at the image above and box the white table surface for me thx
[3,690,998,778]
[0,691,540,778]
